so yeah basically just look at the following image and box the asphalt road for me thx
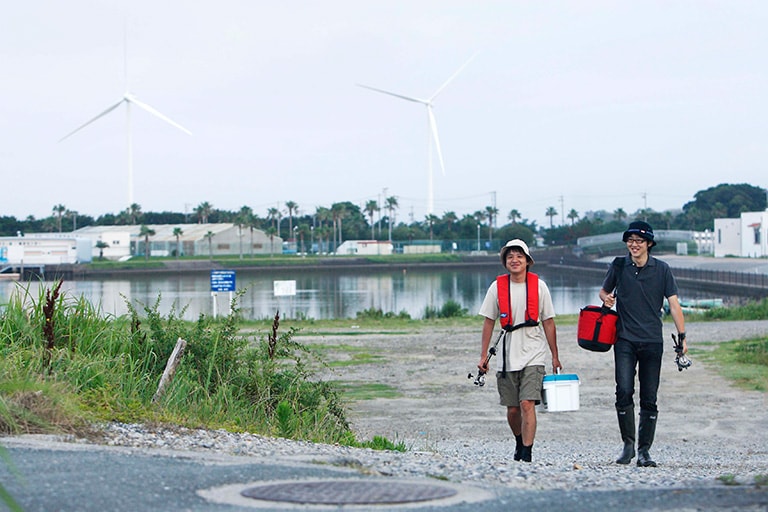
[2,438,767,512]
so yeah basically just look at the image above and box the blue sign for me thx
[210,270,236,292]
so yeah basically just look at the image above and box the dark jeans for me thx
[614,339,663,412]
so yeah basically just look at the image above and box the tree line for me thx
[1,183,764,248]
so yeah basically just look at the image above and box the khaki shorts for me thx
[496,365,545,406]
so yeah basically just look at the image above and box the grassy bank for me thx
[1,284,765,441]
[83,252,484,272]
[0,283,354,445]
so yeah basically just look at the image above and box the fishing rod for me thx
[468,330,504,386]
[672,333,692,371]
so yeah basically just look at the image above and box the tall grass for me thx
[0,281,352,444]
[702,298,768,321]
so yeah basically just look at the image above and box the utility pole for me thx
[378,187,387,238]
[560,195,565,226]
[492,191,497,228]
[642,193,648,221]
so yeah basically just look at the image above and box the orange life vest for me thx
[496,272,540,332]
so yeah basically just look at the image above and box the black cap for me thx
[622,221,656,247]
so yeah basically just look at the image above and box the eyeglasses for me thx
[626,238,647,246]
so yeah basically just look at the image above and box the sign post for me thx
[210,270,236,318]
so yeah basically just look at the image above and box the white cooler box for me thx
[542,373,580,412]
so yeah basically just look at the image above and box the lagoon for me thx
[0,266,728,321]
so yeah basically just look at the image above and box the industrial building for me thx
[73,223,282,260]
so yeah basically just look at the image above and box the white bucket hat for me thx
[500,239,534,266]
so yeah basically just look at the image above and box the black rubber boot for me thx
[637,410,658,467]
[513,434,523,461]
[519,444,533,463]
[615,405,636,464]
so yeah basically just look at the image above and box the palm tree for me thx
[265,227,276,258]
[545,206,558,228]
[285,201,298,237]
[95,240,109,260]
[613,208,627,223]
[128,203,142,225]
[236,206,254,258]
[52,204,66,232]
[267,207,279,230]
[297,223,310,255]
[173,227,183,259]
[442,211,458,238]
[567,208,579,225]
[204,230,215,260]
[331,203,347,250]
[235,206,252,260]
[425,214,439,241]
[385,196,399,242]
[66,209,78,231]
[508,209,521,224]
[364,200,379,239]
[139,225,156,261]
[196,202,213,224]
[485,205,499,241]
[663,210,674,230]
[267,207,282,237]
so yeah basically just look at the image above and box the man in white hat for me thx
[477,239,562,463]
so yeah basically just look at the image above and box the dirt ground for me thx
[311,320,768,452]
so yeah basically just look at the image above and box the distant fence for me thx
[542,255,768,297]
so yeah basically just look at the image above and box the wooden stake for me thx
[152,338,187,403]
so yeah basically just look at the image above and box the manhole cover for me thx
[241,480,458,505]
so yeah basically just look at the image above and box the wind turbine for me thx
[59,31,192,208]
[357,54,475,215]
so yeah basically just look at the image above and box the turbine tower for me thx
[59,27,192,208]
[357,54,475,215]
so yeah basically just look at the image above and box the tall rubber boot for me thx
[513,434,523,461]
[519,444,533,463]
[615,405,635,464]
[637,410,658,467]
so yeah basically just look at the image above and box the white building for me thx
[335,240,393,256]
[74,224,283,260]
[0,234,92,266]
[713,218,742,258]
[714,210,768,258]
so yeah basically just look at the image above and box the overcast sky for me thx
[1,1,766,228]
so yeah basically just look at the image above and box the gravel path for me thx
[74,318,768,492]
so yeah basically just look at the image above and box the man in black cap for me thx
[599,221,688,467]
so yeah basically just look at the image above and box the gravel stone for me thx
[65,320,768,492]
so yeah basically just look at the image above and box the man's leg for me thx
[517,400,537,462]
[520,399,537,445]
[637,342,663,467]
[506,406,523,460]
[614,340,638,464]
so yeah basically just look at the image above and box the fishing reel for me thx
[672,333,692,372]
[468,370,487,387]
[469,331,505,386]
[468,345,497,386]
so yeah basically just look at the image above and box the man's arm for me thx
[542,317,562,373]
[479,316,495,371]
[667,295,688,353]
[599,288,616,308]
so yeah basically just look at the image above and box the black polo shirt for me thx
[601,254,679,343]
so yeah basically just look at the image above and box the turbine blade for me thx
[356,83,427,105]
[430,52,477,101]
[58,99,126,142]
[127,95,193,135]
[428,107,446,176]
